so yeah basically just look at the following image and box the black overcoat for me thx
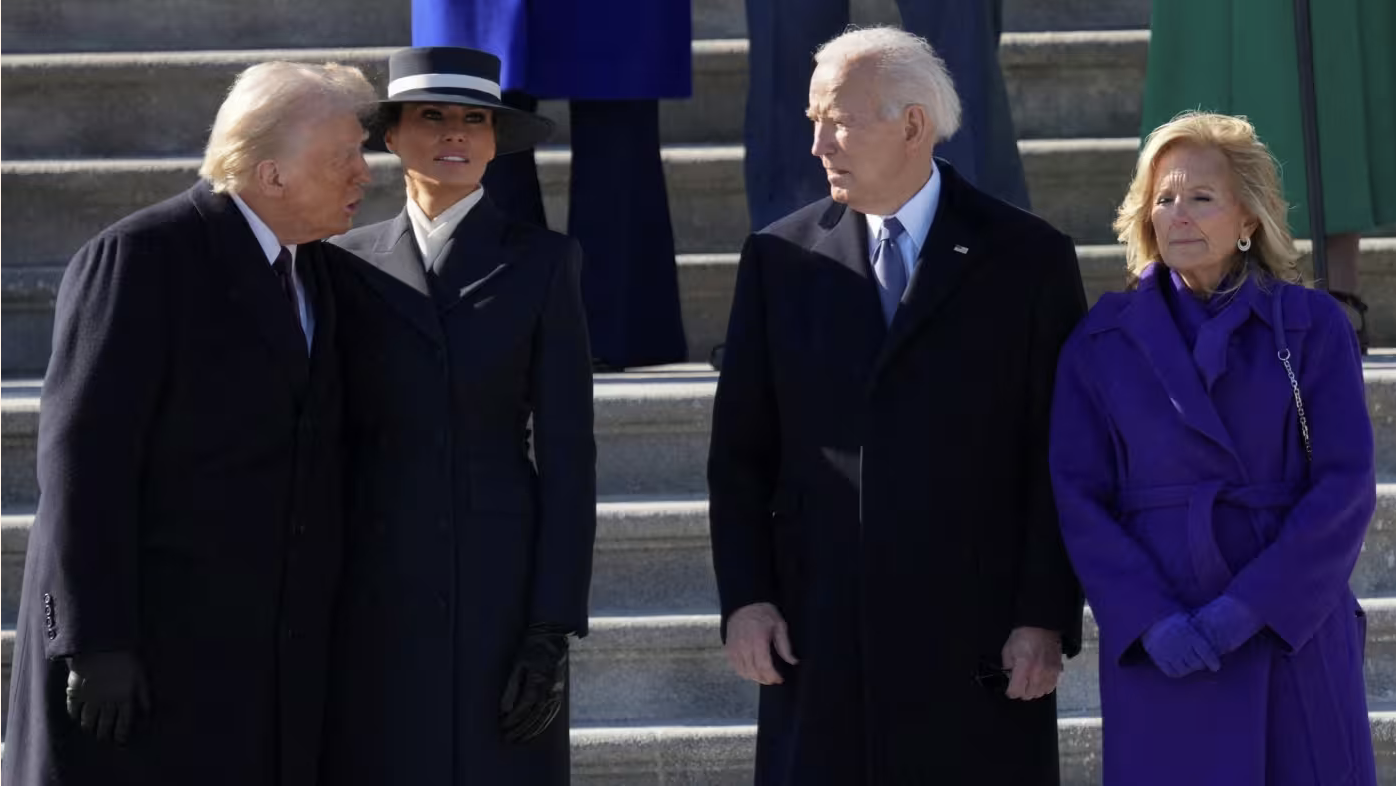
[3,183,345,786]
[707,162,1087,785]
[319,195,596,785]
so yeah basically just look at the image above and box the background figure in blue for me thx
[745,0,1028,230]
[414,0,692,369]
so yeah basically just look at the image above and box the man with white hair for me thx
[708,28,1087,784]
[3,62,375,786]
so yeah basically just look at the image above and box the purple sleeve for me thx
[1049,336,1187,665]
[1225,296,1375,651]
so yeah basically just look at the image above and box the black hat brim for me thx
[364,92,555,156]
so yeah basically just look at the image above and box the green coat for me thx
[1141,0,1396,238]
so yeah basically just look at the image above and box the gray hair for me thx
[814,26,961,141]
[200,61,377,194]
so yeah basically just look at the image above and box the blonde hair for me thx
[814,26,961,142]
[1114,111,1302,287]
[200,61,377,194]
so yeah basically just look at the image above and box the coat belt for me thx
[1118,481,1305,593]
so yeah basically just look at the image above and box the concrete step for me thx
[3,601,1395,731]
[0,32,1149,159]
[577,711,1396,785]
[5,241,1396,378]
[5,364,1395,510]
[0,370,718,510]
[0,0,1149,54]
[6,484,1394,624]
[0,141,1139,271]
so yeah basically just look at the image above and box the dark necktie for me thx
[271,247,306,344]
[873,217,908,325]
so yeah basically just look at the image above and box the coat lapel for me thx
[351,210,445,346]
[429,194,513,314]
[1120,266,1242,465]
[872,165,979,382]
[189,183,310,395]
[809,200,889,370]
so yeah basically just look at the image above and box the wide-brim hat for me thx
[366,46,554,155]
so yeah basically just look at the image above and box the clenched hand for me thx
[1001,626,1063,701]
[724,602,798,685]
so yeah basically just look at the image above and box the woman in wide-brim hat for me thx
[320,46,596,786]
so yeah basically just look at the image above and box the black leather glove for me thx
[499,623,569,744]
[65,650,150,745]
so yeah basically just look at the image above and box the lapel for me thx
[808,200,889,371]
[1119,265,1243,467]
[299,243,338,388]
[353,210,445,346]
[429,193,514,315]
[872,162,980,382]
[188,183,310,395]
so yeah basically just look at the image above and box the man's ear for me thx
[383,126,398,155]
[906,104,933,148]
[252,159,285,197]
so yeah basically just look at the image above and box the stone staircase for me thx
[3,0,1395,781]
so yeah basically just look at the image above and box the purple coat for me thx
[1049,264,1377,785]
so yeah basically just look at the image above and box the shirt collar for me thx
[230,193,295,265]
[406,188,486,246]
[866,162,941,254]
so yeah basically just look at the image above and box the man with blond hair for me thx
[3,61,375,786]
[708,28,1086,784]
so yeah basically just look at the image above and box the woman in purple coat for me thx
[1049,111,1377,784]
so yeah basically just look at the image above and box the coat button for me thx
[436,517,449,533]
[435,594,449,611]
[285,627,297,640]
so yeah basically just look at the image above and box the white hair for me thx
[814,26,961,141]
[200,61,377,194]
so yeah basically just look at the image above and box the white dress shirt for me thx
[231,194,314,352]
[406,188,487,271]
[865,163,942,280]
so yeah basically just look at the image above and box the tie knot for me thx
[273,247,292,274]
[879,217,905,242]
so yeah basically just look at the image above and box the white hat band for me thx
[388,73,502,100]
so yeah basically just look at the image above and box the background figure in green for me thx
[1141,0,1396,352]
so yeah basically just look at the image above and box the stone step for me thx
[5,365,1395,510]
[6,483,1394,624]
[5,241,1395,378]
[2,601,1394,732]
[0,141,1139,272]
[0,0,1149,54]
[0,32,1149,159]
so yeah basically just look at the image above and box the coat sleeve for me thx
[1224,293,1376,652]
[527,239,598,636]
[1012,233,1087,656]
[34,230,169,659]
[707,234,780,638]
[1049,328,1189,666]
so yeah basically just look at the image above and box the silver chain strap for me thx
[1277,349,1312,462]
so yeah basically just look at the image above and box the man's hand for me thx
[724,602,798,685]
[1001,627,1063,701]
[65,650,150,745]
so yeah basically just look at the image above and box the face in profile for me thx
[386,103,497,202]
[1150,142,1256,284]
[276,109,372,242]
[807,59,920,214]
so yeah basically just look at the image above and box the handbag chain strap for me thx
[1271,285,1313,463]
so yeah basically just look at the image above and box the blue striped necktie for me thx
[873,217,908,325]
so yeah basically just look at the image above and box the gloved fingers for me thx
[114,700,137,746]
[1195,639,1221,672]
[506,695,561,744]
[501,672,545,736]
[79,701,101,734]
[93,702,119,742]
[499,662,527,715]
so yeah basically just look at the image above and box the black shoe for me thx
[1329,291,1370,355]
[592,359,625,373]
[709,343,725,371]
